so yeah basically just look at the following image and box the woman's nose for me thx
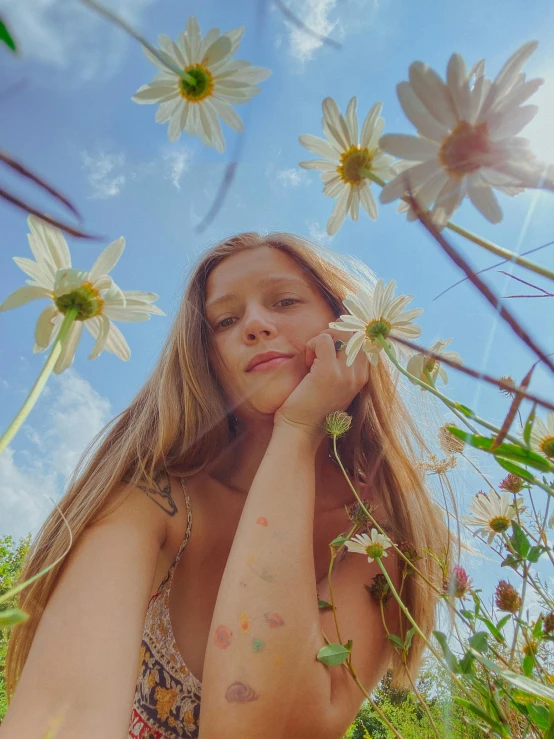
[243,308,276,341]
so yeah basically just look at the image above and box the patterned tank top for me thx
[128,479,202,738]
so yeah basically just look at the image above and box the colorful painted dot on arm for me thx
[239,613,251,633]
[264,612,285,628]
[214,624,233,649]
[256,516,268,526]
[252,638,264,652]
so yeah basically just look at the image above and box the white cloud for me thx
[282,0,381,64]
[81,148,126,199]
[163,148,193,190]
[307,220,333,244]
[0,0,157,85]
[276,167,311,188]
[284,0,341,63]
[0,370,111,539]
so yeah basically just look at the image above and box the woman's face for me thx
[205,245,337,418]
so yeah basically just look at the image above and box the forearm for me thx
[199,425,332,738]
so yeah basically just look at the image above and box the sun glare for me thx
[525,72,554,166]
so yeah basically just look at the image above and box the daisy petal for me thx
[0,285,51,311]
[54,322,83,374]
[104,322,131,361]
[299,134,340,162]
[86,314,111,360]
[34,303,59,349]
[468,186,503,223]
[88,238,125,284]
[379,133,439,161]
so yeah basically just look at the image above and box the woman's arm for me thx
[198,424,334,739]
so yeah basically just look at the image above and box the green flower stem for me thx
[0,309,78,454]
[360,169,554,282]
[375,335,522,444]
[318,622,407,739]
[80,0,197,86]
[423,369,479,434]
[325,521,358,648]
[375,558,475,701]
[331,436,474,628]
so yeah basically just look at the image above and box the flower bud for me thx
[325,411,352,438]
[438,424,465,454]
[499,375,517,398]
[443,565,472,599]
[365,574,391,604]
[543,612,554,634]
[499,473,525,494]
[495,580,522,613]
[344,498,373,530]
[398,540,419,576]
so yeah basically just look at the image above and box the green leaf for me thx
[523,403,537,447]
[433,630,460,673]
[470,649,554,705]
[0,608,28,628]
[501,553,521,570]
[511,521,531,558]
[469,631,489,653]
[528,546,546,564]
[453,697,506,734]
[494,456,536,483]
[445,427,553,472]
[459,651,475,675]
[330,535,349,546]
[0,19,17,52]
[527,702,549,730]
[533,615,544,639]
[475,615,505,643]
[404,627,416,650]
[460,609,475,620]
[386,634,405,649]
[523,654,535,676]
[497,615,511,630]
[318,599,332,609]
[317,642,351,666]
[453,403,474,418]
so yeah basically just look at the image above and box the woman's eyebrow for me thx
[205,276,310,312]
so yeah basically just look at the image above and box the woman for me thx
[2,232,448,739]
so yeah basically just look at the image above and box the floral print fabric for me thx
[128,480,202,738]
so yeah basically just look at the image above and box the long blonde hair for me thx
[5,231,448,698]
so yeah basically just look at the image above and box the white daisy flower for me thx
[299,97,396,235]
[329,279,423,367]
[406,337,462,389]
[345,528,393,563]
[529,411,554,460]
[0,215,164,374]
[464,489,523,545]
[132,16,271,152]
[379,42,546,228]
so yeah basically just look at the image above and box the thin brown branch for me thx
[432,240,554,302]
[491,364,536,450]
[272,0,342,50]
[0,151,82,221]
[0,188,102,240]
[497,270,551,295]
[503,294,554,299]
[406,187,554,376]
[392,334,554,413]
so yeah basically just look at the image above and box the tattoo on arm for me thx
[135,470,177,517]
[225,681,259,703]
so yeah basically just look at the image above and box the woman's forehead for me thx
[205,246,312,299]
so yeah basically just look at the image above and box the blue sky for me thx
[1,0,553,618]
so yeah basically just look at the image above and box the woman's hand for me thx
[273,329,370,438]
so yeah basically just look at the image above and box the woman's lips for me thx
[249,356,293,372]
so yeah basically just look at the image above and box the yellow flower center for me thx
[489,515,510,533]
[439,120,493,176]
[366,544,384,559]
[179,64,214,102]
[541,436,554,459]
[337,145,374,185]
[54,282,104,321]
[365,319,391,340]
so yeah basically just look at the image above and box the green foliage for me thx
[0,533,31,722]
[343,664,487,738]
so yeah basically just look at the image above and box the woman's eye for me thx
[215,298,299,329]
